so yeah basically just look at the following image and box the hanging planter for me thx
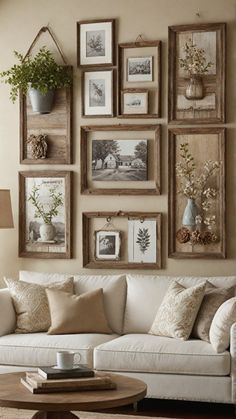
[185,75,204,100]
[28,87,55,114]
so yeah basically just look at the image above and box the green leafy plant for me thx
[28,184,63,225]
[0,46,72,102]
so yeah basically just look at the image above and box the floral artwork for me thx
[128,219,157,263]
[136,228,151,254]
[179,40,213,76]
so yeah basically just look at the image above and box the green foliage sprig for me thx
[28,185,63,225]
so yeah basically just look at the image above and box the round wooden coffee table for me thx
[0,372,147,419]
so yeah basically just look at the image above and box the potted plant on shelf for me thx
[0,46,72,113]
[179,40,213,100]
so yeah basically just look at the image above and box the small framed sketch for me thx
[77,19,115,67]
[19,171,72,259]
[95,230,121,260]
[168,23,226,124]
[83,212,162,269]
[118,41,161,118]
[80,124,161,195]
[82,69,114,117]
[122,89,148,115]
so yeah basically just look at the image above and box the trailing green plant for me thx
[0,46,72,102]
[28,184,63,225]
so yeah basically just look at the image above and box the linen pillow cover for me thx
[209,297,236,353]
[4,277,74,333]
[149,280,206,340]
[46,288,112,335]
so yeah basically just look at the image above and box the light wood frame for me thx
[168,23,226,124]
[82,69,115,118]
[83,211,162,269]
[118,41,161,118]
[168,127,226,259]
[80,124,161,195]
[19,171,72,259]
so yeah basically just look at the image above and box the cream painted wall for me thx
[0,0,236,285]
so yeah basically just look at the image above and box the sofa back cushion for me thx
[124,274,236,334]
[19,271,126,334]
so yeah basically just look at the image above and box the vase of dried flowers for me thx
[185,75,204,100]
[182,198,199,227]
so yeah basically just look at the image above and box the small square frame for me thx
[95,230,121,260]
[121,89,148,116]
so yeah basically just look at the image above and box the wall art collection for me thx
[16,20,226,263]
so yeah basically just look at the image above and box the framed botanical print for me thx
[19,171,72,259]
[82,69,114,117]
[77,19,115,67]
[168,23,226,124]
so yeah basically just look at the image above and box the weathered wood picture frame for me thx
[118,41,161,118]
[82,69,115,117]
[80,124,161,195]
[168,127,225,259]
[168,23,226,124]
[19,171,72,259]
[83,211,162,269]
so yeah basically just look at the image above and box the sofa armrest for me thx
[230,322,236,403]
[0,288,16,336]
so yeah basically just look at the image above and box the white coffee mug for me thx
[56,350,81,370]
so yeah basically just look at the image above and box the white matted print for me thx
[79,20,114,66]
[128,220,156,263]
[122,90,148,114]
[127,56,153,82]
[84,70,113,116]
[95,230,121,260]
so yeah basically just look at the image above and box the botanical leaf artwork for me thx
[28,184,63,225]
[136,227,151,254]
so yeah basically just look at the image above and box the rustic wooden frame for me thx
[168,127,225,259]
[77,18,116,67]
[118,41,161,118]
[121,89,148,116]
[94,230,121,261]
[83,211,162,269]
[19,171,72,259]
[168,23,226,124]
[82,69,115,118]
[20,67,73,164]
[80,124,161,195]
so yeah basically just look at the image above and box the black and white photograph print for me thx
[95,230,121,260]
[78,19,115,66]
[127,56,153,82]
[83,70,113,116]
[92,139,148,181]
[128,219,157,263]
[89,79,105,107]
[122,89,148,115]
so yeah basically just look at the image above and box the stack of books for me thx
[21,365,116,394]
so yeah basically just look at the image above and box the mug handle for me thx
[73,351,81,363]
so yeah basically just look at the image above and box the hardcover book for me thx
[38,364,95,380]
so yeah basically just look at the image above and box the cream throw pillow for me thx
[191,282,234,342]
[4,277,74,333]
[46,288,112,335]
[149,281,206,340]
[209,297,236,353]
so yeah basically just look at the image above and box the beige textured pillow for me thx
[209,297,236,353]
[191,282,234,342]
[149,281,206,340]
[4,277,74,333]
[47,288,112,335]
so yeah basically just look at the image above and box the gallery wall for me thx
[0,0,236,285]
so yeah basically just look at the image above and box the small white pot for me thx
[39,223,55,242]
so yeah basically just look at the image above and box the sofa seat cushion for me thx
[0,333,118,368]
[94,334,230,376]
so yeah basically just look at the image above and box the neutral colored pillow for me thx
[209,297,236,353]
[4,277,74,333]
[149,281,206,340]
[46,288,112,335]
[192,282,234,342]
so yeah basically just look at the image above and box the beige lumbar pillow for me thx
[191,282,234,342]
[46,288,112,335]
[4,277,74,333]
[209,297,236,353]
[149,281,206,340]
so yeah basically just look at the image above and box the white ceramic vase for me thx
[39,223,55,242]
[182,198,199,227]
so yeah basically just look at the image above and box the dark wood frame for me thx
[82,69,115,118]
[168,127,226,259]
[80,124,161,195]
[168,22,226,124]
[118,41,161,118]
[20,66,73,164]
[77,18,116,67]
[121,88,148,116]
[19,171,72,259]
[83,211,162,269]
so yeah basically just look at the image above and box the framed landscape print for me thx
[82,69,114,117]
[19,171,72,258]
[168,23,226,124]
[118,41,161,118]
[77,19,115,67]
[168,128,225,259]
[83,211,162,269]
[80,124,161,195]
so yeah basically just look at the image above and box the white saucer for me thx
[52,365,81,370]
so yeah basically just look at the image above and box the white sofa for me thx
[0,271,235,405]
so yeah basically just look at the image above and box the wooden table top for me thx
[0,372,147,412]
